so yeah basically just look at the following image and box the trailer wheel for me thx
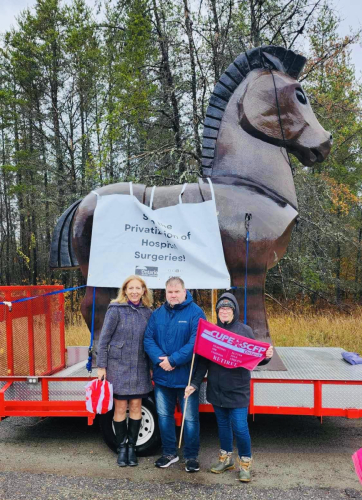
[99,396,161,456]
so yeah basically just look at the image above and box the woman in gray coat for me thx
[97,275,153,467]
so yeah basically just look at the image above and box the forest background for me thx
[1,0,362,348]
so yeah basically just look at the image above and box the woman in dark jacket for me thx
[185,292,273,482]
[97,275,153,467]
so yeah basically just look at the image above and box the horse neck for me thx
[211,105,298,210]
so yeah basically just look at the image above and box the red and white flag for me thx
[194,319,270,371]
[85,379,113,414]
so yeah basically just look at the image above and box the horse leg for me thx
[231,273,286,371]
[80,285,118,366]
[71,190,120,366]
[229,220,296,370]
[229,243,271,342]
[72,184,150,364]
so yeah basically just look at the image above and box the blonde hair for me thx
[111,275,153,308]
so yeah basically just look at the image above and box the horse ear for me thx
[262,51,285,73]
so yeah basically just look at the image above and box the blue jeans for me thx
[213,405,251,458]
[154,384,200,459]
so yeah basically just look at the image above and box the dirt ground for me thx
[0,412,361,499]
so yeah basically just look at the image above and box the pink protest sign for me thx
[194,319,270,371]
[352,448,362,485]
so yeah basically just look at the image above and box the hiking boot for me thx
[185,458,200,473]
[210,450,235,474]
[155,455,179,468]
[238,456,253,482]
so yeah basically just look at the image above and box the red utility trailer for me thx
[1,286,362,455]
[0,286,94,423]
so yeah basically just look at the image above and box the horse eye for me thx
[296,88,307,105]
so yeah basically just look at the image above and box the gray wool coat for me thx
[96,303,153,396]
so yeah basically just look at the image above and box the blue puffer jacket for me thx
[144,291,206,388]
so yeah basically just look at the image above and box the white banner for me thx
[87,183,230,289]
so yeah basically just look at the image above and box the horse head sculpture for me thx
[50,46,332,370]
[202,46,331,203]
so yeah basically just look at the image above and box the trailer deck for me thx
[197,347,362,420]
[1,347,361,425]
[2,285,361,423]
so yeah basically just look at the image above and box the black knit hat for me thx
[216,298,235,311]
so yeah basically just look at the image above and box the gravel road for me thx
[0,413,361,499]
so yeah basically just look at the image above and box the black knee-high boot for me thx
[113,419,128,467]
[127,418,141,466]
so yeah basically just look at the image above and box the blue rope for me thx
[244,228,249,324]
[229,214,251,324]
[243,214,252,324]
[86,287,96,373]
[0,285,87,306]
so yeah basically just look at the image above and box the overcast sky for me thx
[1,0,361,77]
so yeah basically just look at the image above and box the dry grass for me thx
[65,311,362,353]
[65,319,90,346]
[269,313,362,353]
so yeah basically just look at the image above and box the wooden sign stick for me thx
[178,352,196,449]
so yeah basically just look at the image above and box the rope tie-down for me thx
[0,285,86,307]
[86,287,96,374]
[229,213,252,324]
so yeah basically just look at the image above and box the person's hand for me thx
[150,369,153,379]
[159,356,174,371]
[98,368,106,380]
[184,385,196,399]
[265,346,274,358]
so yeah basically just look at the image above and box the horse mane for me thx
[202,45,307,177]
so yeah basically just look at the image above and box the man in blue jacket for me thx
[144,276,206,472]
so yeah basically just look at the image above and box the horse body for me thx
[51,46,332,370]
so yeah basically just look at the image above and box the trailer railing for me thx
[0,376,96,425]
[172,378,362,425]
[249,378,362,421]
[1,376,361,427]
[0,286,65,377]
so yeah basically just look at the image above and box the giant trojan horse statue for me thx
[50,46,332,369]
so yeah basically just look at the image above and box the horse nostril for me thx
[311,148,324,163]
[329,134,333,142]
